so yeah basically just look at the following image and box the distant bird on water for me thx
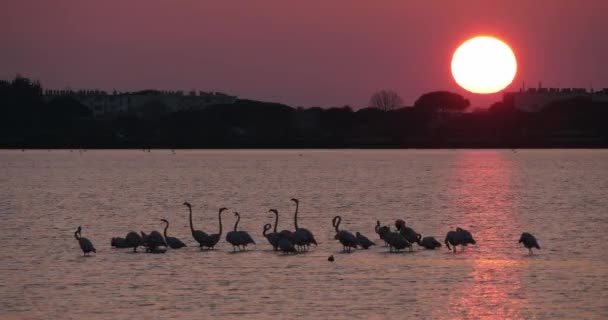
[417,234,442,250]
[332,215,358,252]
[200,207,227,250]
[292,198,318,252]
[74,226,96,256]
[445,227,476,253]
[270,209,297,254]
[519,232,540,255]
[264,209,281,250]
[125,231,144,252]
[355,232,376,249]
[226,212,255,251]
[375,220,390,247]
[395,219,420,251]
[142,230,167,252]
[328,255,335,262]
[160,219,186,249]
[183,202,209,249]
[111,237,129,248]
[277,230,297,254]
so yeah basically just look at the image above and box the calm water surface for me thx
[1,149,607,319]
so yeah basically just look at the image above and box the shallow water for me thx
[1,149,607,319]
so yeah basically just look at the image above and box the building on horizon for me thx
[503,84,608,112]
[43,89,237,116]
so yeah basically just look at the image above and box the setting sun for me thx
[451,36,517,94]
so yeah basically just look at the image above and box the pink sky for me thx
[2,0,607,108]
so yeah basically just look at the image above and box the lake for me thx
[1,149,607,319]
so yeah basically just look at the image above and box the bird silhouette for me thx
[276,231,297,254]
[111,237,129,248]
[183,202,209,249]
[142,230,167,252]
[445,227,476,253]
[395,219,420,251]
[125,231,143,252]
[519,232,540,255]
[264,209,282,250]
[375,220,391,247]
[226,212,255,251]
[332,216,358,253]
[417,234,442,250]
[74,226,96,256]
[291,198,317,252]
[160,219,186,249]
[355,232,376,249]
[199,207,227,250]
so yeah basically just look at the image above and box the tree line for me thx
[1,76,607,148]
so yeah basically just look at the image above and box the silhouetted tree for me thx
[369,90,403,111]
[414,91,470,113]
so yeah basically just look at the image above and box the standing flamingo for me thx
[160,219,186,249]
[417,234,442,250]
[183,202,209,249]
[125,231,143,252]
[356,232,376,249]
[375,220,390,246]
[519,232,540,255]
[395,219,420,251]
[291,198,317,251]
[226,212,255,251]
[445,227,476,253]
[74,226,96,256]
[200,207,227,250]
[264,209,281,250]
[332,216,358,252]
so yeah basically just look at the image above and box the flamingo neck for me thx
[218,210,223,236]
[334,216,341,233]
[273,211,278,233]
[234,215,240,232]
[188,206,195,235]
[163,221,169,239]
[293,203,299,230]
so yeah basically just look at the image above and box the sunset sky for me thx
[2,0,607,108]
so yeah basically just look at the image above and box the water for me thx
[1,149,607,319]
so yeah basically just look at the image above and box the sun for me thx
[451,36,517,94]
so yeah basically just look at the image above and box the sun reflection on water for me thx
[440,151,531,319]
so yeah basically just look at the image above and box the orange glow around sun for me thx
[451,36,517,94]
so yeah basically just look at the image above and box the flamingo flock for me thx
[77,198,541,257]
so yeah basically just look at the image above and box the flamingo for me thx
[264,209,282,250]
[395,219,420,251]
[125,231,143,252]
[291,198,317,251]
[417,234,442,250]
[183,202,209,249]
[332,216,358,252]
[200,207,227,250]
[74,226,96,256]
[226,212,255,251]
[160,219,186,249]
[375,220,390,246]
[111,237,129,248]
[445,227,476,253]
[355,232,376,249]
[519,232,540,255]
